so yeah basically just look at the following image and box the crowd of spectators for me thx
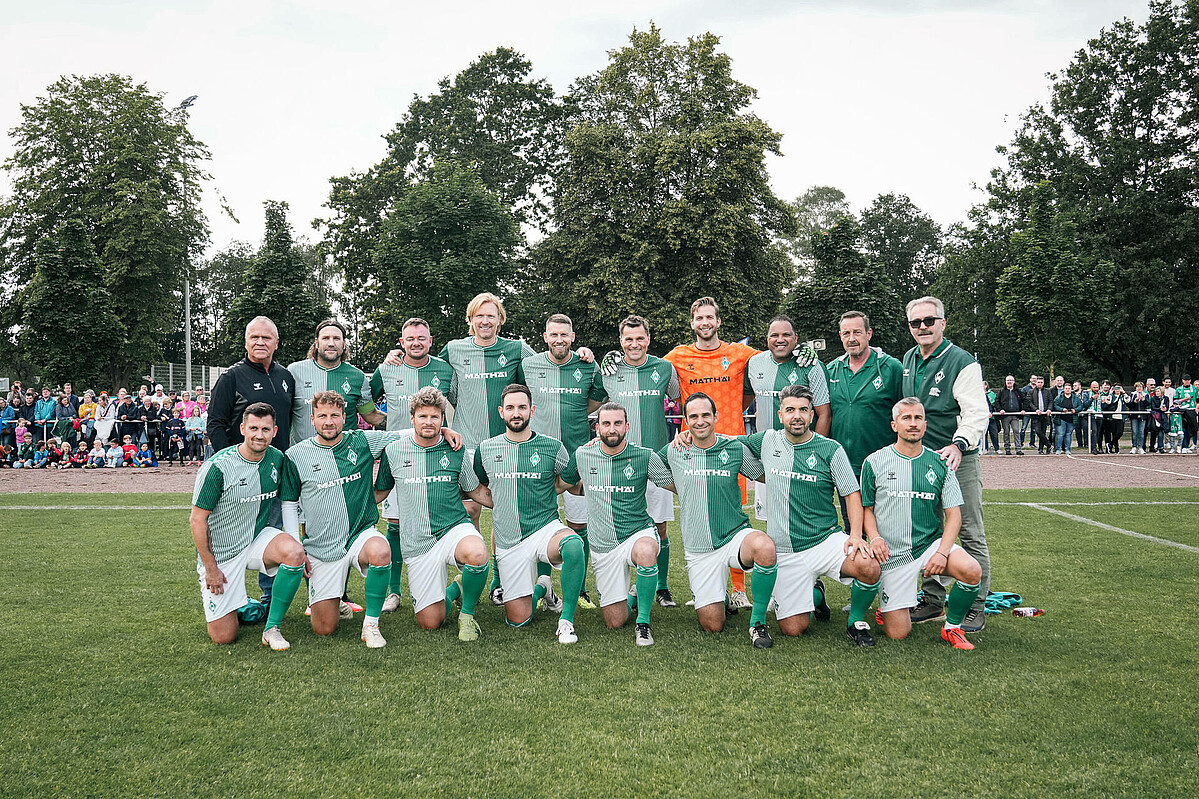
[1,380,212,468]
[981,373,1197,455]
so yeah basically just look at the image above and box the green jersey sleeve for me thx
[860,459,877,508]
[193,461,224,511]
[458,452,481,492]
[739,431,766,458]
[473,447,489,486]
[561,449,581,485]
[647,449,674,488]
[667,364,681,399]
[356,371,376,415]
[279,454,301,502]
[590,368,608,403]
[831,446,860,497]
[374,448,395,493]
[554,442,570,475]
[363,429,405,458]
[941,467,964,510]
[369,367,385,404]
[738,443,765,482]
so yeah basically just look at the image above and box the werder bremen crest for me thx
[573,368,583,382]
[925,467,938,485]
[342,378,352,394]
[872,375,883,390]
[439,453,450,469]
[624,463,635,479]
[806,453,817,469]
[788,370,799,385]
[721,357,730,371]
[497,353,508,367]
[431,376,441,388]
[347,449,358,465]
[529,451,541,467]
[650,369,660,384]
[934,369,945,384]
[719,449,729,464]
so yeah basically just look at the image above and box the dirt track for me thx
[4,452,1199,494]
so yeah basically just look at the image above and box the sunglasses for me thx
[907,316,942,329]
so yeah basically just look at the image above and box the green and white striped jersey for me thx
[279,429,401,561]
[744,351,830,431]
[561,442,671,554]
[473,432,570,549]
[374,438,480,558]
[370,357,457,431]
[522,352,604,451]
[654,436,764,553]
[860,445,963,572]
[287,359,375,446]
[439,337,535,448]
[592,355,680,451]
[741,430,859,553]
[192,445,285,562]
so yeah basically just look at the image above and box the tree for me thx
[0,74,210,387]
[222,202,330,366]
[782,215,906,356]
[784,185,850,277]
[364,164,520,361]
[532,25,796,351]
[859,193,942,300]
[17,220,124,388]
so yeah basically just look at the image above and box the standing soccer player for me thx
[371,317,457,612]
[593,315,681,607]
[560,403,672,646]
[191,402,307,650]
[474,385,588,643]
[373,388,493,642]
[861,398,983,650]
[901,296,990,632]
[279,392,414,648]
[740,385,881,646]
[288,319,384,446]
[522,313,605,609]
[656,393,779,648]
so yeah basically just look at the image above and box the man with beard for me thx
[288,319,384,446]
[473,384,587,643]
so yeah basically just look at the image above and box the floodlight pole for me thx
[177,95,197,392]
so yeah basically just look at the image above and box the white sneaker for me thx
[684,598,695,607]
[261,626,290,651]
[556,618,577,644]
[537,575,563,613]
[361,622,387,648]
[729,589,752,610]
[635,622,654,646]
[381,592,402,613]
[339,600,355,620]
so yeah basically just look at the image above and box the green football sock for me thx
[488,552,502,592]
[532,561,552,606]
[265,564,303,630]
[656,537,670,591]
[627,591,638,614]
[461,562,489,615]
[847,578,880,626]
[558,534,585,624]
[635,565,658,624]
[386,522,403,595]
[446,578,462,606]
[363,564,391,619]
[946,580,981,627]
[812,581,825,610]
[749,562,778,626]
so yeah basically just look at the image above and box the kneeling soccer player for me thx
[280,391,418,648]
[474,385,587,643]
[740,385,882,646]
[861,397,983,650]
[560,402,665,646]
[659,392,779,648]
[373,387,493,642]
[191,402,306,650]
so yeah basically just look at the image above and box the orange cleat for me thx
[941,626,975,650]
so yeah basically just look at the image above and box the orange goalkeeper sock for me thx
[730,567,746,593]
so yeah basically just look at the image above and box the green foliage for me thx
[16,220,124,388]
[783,185,851,278]
[221,202,330,365]
[782,215,907,354]
[859,192,942,300]
[532,25,795,352]
[366,163,521,359]
[0,74,210,386]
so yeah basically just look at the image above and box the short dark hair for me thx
[500,383,532,404]
[768,314,797,334]
[242,402,276,423]
[402,317,431,332]
[839,310,871,330]
[618,315,650,337]
[690,297,719,318]
[779,384,814,406]
[311,390,346,411]
[683,392,717,415]
[596,402,628,422]
[546,313,573,328]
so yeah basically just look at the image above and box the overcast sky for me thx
[1,0,1148,255]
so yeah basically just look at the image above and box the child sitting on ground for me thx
[31,441,50,468]
[86,440,106,468]
[133,442,157,468]
[70,441,89,468]
[105,440,124,468]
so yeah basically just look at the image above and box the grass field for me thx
[2,487,1197,798]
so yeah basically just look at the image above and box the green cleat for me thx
[458,613,481,642]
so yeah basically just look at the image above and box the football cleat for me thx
[729,589,752,610]
[538,575,563,614]
[846,620,875,647]
[577,589,597,610]
[961,607,986,632]
[655,588,677,608]
[361,623,387,649]
[458,614,481,642]
[941,626,975,650]
[556,618,578,644]
[381,593,402,614]
[635,622,655,646]
[261,626,290,651]
[813,578,831,622]
[339,601,356,620]
[749,623,774,649]
[489,586,505,606]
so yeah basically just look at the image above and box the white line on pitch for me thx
[0,505,190,511]
[1064,451,1199,480]
[1023,502,1199,553]
[985,501,1199,506]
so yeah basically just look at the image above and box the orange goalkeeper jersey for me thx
[665,341,758,436]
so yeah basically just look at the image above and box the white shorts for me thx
[684,528,754,609]
[564,489,588,525]
[307,529,386,606]
[773,532,854,620]
[197,527,285,623]
[381,486,400,520]
[592,529,659,607]
[495,519,566,601]
[752,480,769,523]
[646,482,674,524]
[406,523,485,612]
[878,542,961,612]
